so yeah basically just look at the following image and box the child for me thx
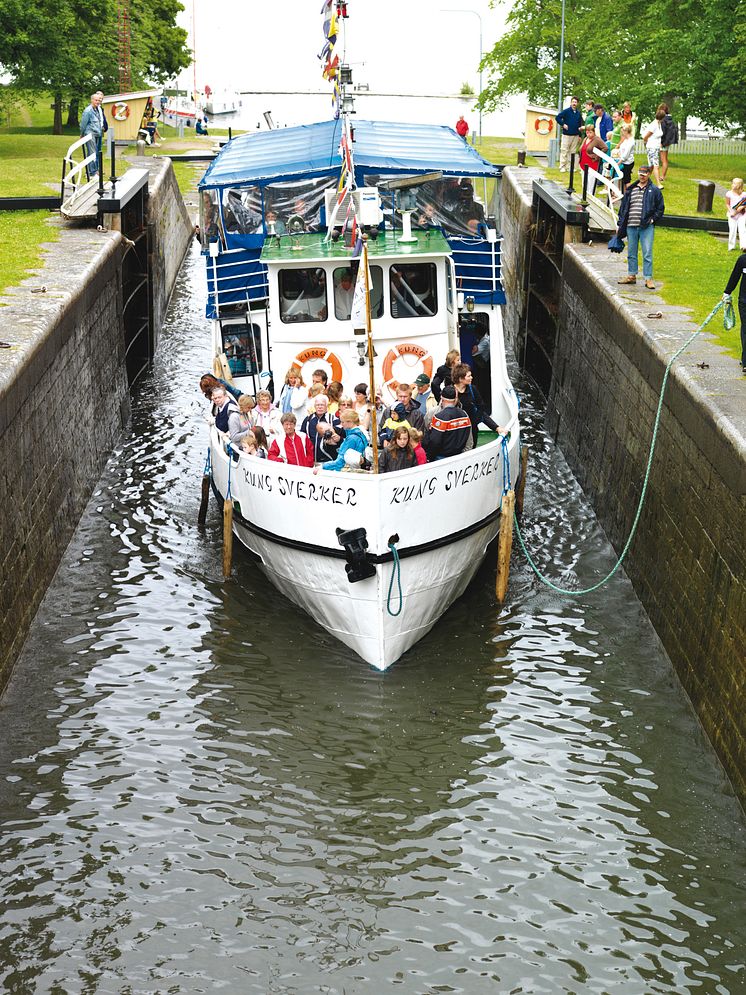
[250,426,269,458]
[725,178,746,252]
[378,402,412,445]
[408,427,427,465]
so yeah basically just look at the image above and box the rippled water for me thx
[1,244,745,994]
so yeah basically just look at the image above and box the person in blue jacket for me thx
[316,409,369,471]
[616,165,665,289]
[80,91,108,178]
[593,103,613,150]
[556,96,582,172]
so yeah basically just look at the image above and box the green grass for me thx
[0,210,60,299]
[523,151,744,360]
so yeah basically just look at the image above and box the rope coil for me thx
[386,541,403,616]
[515,298,726,596]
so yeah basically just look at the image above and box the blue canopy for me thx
[199,119,500,190]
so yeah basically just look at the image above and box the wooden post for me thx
[198,473,210,525]
[515,445,529,517]
[496,490,515,604]
[222,496,233,577]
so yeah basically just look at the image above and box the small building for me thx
[102,90,161,142]
[525,104,558,155]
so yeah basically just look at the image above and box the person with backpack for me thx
[658,103,679,185]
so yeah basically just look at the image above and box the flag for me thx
[350,251,370,331]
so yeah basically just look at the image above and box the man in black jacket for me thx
[616,165,665,290]
[724,250,746,374]
[424,386,471,461]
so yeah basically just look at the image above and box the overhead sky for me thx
[177,0,507,96]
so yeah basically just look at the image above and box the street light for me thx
[440,8,483,140]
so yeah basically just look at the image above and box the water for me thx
[1,244,745,994]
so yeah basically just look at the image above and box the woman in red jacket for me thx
[268,413,314,467]
[579,124,607,194]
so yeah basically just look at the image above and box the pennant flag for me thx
[350,254,370,330]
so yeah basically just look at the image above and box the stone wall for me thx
[546,245,746,805]
[500,167,540,361]
[0,159,193,690]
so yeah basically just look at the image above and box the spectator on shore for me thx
[616,164,665,290]
[593,104,613,151]
[80,91,108,178]
[723,249,746,374]
[583,99,596,127]
[612,124,636,191]
[579,125,607,193]
[725,178,746,252]
[658,103,679,183]
[642,110,666,187]
[556,96,583,172]
[609,110,624,153]
[621,102,637,134]
[456,115,469,140]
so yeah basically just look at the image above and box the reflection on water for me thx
[1,245,745,994]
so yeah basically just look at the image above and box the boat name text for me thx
[389,454,500,504]
[243,468,357,505]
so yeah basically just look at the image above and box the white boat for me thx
[199,119,520,669]
[205,92,239,116]
[162,94,201,128]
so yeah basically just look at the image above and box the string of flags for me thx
[319,1,348,118]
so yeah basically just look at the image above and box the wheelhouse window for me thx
[279,268,328,323]
[389,263,438,318]
[333,264,384,320]
[222,323,261,376]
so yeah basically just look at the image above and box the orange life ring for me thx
[534,116,553,135]
[381,342,433,399]
[294,347,343,385]
[112,102,130,122]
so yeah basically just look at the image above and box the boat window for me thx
[446,262,454,313]
[279,268,328,323]
[364,174,487,237]
[333,264,383,320]
[222,322,262,375]
[389,263,438,318]
[222,186,262,234]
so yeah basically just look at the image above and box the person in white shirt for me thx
[642,110,665,188]
[612,124,636,191]
[725,178,746,252]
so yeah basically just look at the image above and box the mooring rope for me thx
[386,540,403,616]
[514,298,729,596]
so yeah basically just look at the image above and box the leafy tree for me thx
[0,0,189,133]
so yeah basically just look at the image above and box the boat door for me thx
[218,314,265,396]
[458,310,492,410]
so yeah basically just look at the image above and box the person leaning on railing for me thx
[723,249,746,375]
[80,91,108,179]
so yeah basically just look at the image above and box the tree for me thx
[0,0,189,133]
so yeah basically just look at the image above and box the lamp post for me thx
[557,0,566,113]
[440,8,483,140]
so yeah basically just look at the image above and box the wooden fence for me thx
[633,139,746,155]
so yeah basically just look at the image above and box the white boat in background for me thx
[198,117,520,670]
[205,91,240,115]
[162,94,201,128]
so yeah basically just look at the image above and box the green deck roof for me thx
[260,230,451,265]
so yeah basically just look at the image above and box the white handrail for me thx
[61,135,99,209]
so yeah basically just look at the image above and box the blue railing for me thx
[447,235,505,305]
[204,247,269,319]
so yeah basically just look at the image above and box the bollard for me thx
[136,139,146,156]
[517,149,526,167]
[495,490,515,604]
[697,180,715,213]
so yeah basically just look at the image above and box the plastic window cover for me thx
[390,263,438,318]
[279,268,328,323]
[364,174,486,237]
[332,264,384,320]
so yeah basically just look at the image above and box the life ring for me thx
[381,342,433,399]
[112,102,130,122]
[294,347,343,385]
[534,116,553,136]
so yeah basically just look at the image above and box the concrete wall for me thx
[546,246,746,806]
[0,158,193,690]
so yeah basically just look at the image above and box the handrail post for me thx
[580,164,589,206]
[566,153,575,194]
[96,147,105,198]
[109,139,117,193]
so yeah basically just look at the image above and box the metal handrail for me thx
[60,135,99,209]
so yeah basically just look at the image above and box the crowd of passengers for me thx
[200,356,505,473]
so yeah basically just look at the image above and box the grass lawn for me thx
[0,210,60,301]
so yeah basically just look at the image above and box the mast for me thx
[363,238,378,474]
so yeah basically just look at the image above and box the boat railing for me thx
[60,135,99,209]
[447,234,505,304]
[205,246,269,319]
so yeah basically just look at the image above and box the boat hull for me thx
[209,430,519,670]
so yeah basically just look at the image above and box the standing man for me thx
[80,91,108,178]
[455,115,469,140]
[555,96,582,172]
[616,164,665,290]
[593,104,613,149]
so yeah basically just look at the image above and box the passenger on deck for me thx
[230,393,257,444]
[268,413,314,466]
[378,403,412,445]
[279,367,308,421]
[307,383,326,411]
[451,363,503,446]
[211,388,240,435]
[326,380,344,415]
[253,389,282,440]
[312,368,328,388]
[424,385,471,461]
[379,426,419,472]
[200,373,242,404]
[301,394,342,463]
[408,427,427,465]
[334,269,355,319]
[251,426,270,458]
[353,383,372,432]
[431,350,460,402]
[412,373,437,416]
[240,432,267,459]
[381,383,425,432]
[316,410,368,472]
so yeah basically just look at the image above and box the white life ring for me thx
[112,102,130,122]
[293,347,343,385]
[534,116,553,136]
[381,343,433,400]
